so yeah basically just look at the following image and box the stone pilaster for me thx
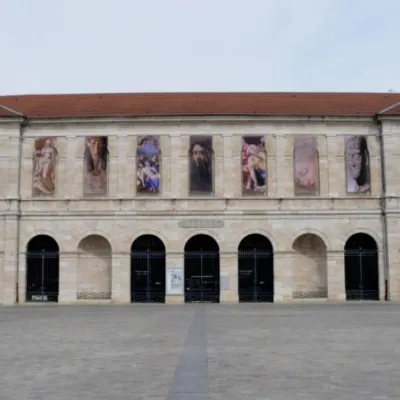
[3,215,18,305]
[222,134,234,198]
[379,246,386,301]
[0,252,4,304]
[170,134,182,198]
[327,251,346,301]
[112,252,130,303]
[66,136,78,198]
[273,252,293,302]
[17,252,26,303]
[116,135,130,198]
[220,253,238,303]
[275,135,287,197]
[107,136,118,198]
[213,135,224,198]
[326,133,340,197]
[58,252,77,302]
[317,135,329,197]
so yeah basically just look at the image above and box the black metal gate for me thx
[184,251,220,303]
[238,249,274,302]
[345,249,379,300]
[26,250,59,302]
[131,235,166,303]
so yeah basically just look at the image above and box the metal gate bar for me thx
[26,250,59,302]
[131,250,166,303]
[238,249,274,302]
[345,249,379,301]
[184,251,220,303]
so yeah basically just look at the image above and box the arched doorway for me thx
[184,234,220,303]
[238,234,274,302]
[77,235,112,300]
[344,233,379,300]
[26,235,59,302]
[292,234,328,299]
[131,235,166,303]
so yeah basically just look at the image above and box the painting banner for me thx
[189,136,213,194]
[32,137,57,196]
[83,136,108,195]
[294,137,319,195]
[345,135,370,193]
[136,135,161,194]
[242,136,267,195]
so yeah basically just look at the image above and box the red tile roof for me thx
[0,103,22,117]
[380,101,400,115]
[0,92,400,119]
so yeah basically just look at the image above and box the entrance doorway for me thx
[26,235,59,302]
[131,235,166,303]
[344,233,379,300]
[184,234,220,303]
[238,234,274,302]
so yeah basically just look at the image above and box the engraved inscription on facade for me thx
[178,219,224,229]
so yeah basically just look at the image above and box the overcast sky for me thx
[1,0,399,95]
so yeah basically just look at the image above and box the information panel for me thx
[167,268,184,295]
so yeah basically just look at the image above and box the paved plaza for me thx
[0,303,399,400]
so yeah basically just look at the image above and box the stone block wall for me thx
[0,116,397,304]
[382,120,400,300]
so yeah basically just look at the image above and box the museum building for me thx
[0,92,400,306]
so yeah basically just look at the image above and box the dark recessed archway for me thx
[26,235,59,302]
[184,234,220,303]
[344,233,379,300]
[131,235,166,303]
[238,234,274,302]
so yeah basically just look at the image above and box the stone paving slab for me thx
[0,303,399,399]
[206,304,400,399]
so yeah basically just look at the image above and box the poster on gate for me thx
[167,268,184,295]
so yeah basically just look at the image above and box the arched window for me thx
[188,136,214,195]
[241,136,267,195]
[83,136,109,195]
[32,137,58,196]
[293,137,320,196]
[136,135,161,194]
[345,136,371,194]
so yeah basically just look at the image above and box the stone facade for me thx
[0,115,399,305]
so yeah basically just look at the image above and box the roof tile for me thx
[0,92,400,119]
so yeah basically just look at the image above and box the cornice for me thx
[10,210,383,218]
[24,115,375,125]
